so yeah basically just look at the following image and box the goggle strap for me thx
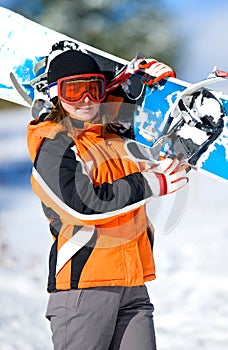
[48,83,58,100]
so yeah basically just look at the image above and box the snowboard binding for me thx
[150,88,225,165]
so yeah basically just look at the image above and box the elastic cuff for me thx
[142,172,164,197]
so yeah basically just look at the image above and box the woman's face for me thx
[61,96,100,121]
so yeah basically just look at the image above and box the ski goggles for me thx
[57,73,106,104]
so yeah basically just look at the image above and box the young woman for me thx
[27,46,190,350]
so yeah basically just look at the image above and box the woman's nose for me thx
[83,95,90,103]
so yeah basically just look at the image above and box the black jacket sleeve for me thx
[33,132,152,220]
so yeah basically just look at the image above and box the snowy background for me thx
[1,1,228,349]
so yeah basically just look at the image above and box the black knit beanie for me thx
[47,50,101,85]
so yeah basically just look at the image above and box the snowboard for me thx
[0,5,228,182]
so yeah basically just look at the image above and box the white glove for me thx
[138,59,176,85]
[142,154,191,196]
[106,56,175,91]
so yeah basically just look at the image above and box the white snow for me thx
[1,107,228,349]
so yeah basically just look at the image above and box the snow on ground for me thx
[148,174,228,349]
[0,108,53,349]
[0,107,228,349]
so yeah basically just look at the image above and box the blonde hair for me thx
[45,100,76,137]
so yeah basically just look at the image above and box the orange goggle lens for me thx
[58,74,106,104]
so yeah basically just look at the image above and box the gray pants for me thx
[46,285,156,350]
